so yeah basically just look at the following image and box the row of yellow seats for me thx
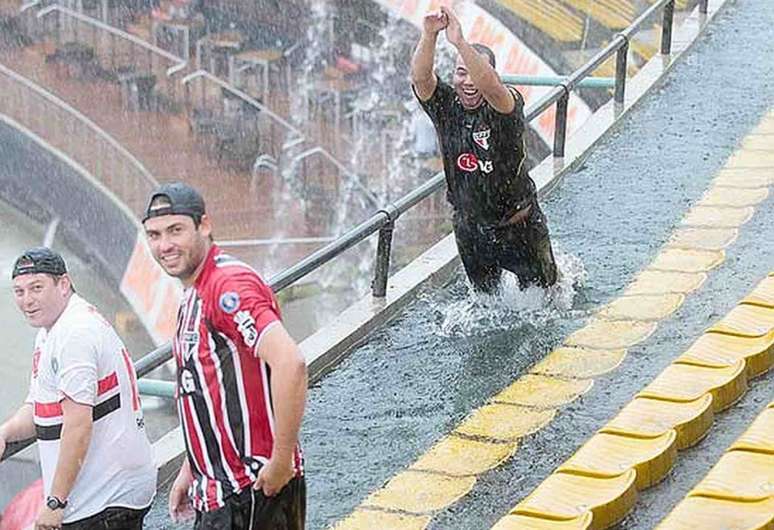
[496,0,585,42]
[490,272,774,530]
[655,399,774,529]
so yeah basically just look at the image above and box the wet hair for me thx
[472,44,496,69]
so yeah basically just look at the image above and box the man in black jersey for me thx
[410,6,558,293]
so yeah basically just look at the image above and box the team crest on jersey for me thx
[219,291,240,314]
[234,311,258,347]
[473,128,491,150]
[182,331,199,361]
[179,368,197,395]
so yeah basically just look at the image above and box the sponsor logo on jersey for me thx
[219,291,240,314]
[457,152,494,174]
[479,160,494,173]
[473,128,490,150]
[234,311,258,347]
[457,153,479,172]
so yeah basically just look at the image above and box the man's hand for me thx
[422,10,448,36]
[168,463,195,523]
[254,457,294,497]
[35,506,63,530]
[441,6,465,47]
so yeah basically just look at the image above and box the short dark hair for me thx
[472,43,496,69]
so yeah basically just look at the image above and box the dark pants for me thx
[63,505,150,529]
[454,202,558,293]
[195,477,306,530]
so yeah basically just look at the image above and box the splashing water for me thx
[436,249,587,337]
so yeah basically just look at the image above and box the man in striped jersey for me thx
[142,182,307,529]
[0,247,156,529]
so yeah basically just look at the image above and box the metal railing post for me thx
[372,205,399,297]
[699,0,708,14]
[661,0,675,55]
[553,87,569,158]
[615,36,629,104]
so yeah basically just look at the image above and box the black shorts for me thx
[194,477,306,530]
[63,505,150,530]
[454,203,558,293]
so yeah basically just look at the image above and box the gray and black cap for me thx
[143,181,206,223]
[12,247,68,279]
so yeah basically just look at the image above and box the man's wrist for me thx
[46,495,68,511]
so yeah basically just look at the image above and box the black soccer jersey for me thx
[415,80,536,226]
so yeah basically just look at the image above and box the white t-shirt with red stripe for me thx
[26,294,156,524]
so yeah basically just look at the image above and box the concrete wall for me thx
[0,119,136,288]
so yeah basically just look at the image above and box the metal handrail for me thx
[291,147,379,206]
[0,62,158,191]
[2,0,682,463]
[37,5,187,77]
[181,69,302,138]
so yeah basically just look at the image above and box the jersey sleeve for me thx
[56,327,100,406]
[413,78,456,125]
[211,272,282,355]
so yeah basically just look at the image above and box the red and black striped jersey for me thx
[173,245,303,512]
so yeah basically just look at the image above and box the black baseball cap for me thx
[12,247,68,279]
[143,181,206,223]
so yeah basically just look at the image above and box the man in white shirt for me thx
[0,248,156,530]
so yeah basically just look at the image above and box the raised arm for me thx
[442,6,515,114]
[411,10,448,101]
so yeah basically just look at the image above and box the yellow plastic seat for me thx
[636,360,748,412]
[708,304,774,338]
[491,513,593,530]
[649,248,725,273]
[666,227,738,251]
[690,450,774,502]
[513,469,637,530]
[361,470,475,514]
[557,431,677,489]
[654,495,774,530]
[713,168,774,188]
[601,395,714,450]
[454,404,555,442]
[565,319,656,349]
[726,151,774,172]
[331,510,431,530]
[597,294,684,321]
[675,332,773,378]
[623,270,707,295]
[681,205,755,228]
[492,375,593,409]
[743,275,774,309]
[530,347,626,379]
[409,436,518,477]
[698,186,769,207]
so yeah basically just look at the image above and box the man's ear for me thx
[199,214,213,239]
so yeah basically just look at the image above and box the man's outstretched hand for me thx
[441,6,465,47]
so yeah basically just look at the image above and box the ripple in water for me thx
[436,249,587,337]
